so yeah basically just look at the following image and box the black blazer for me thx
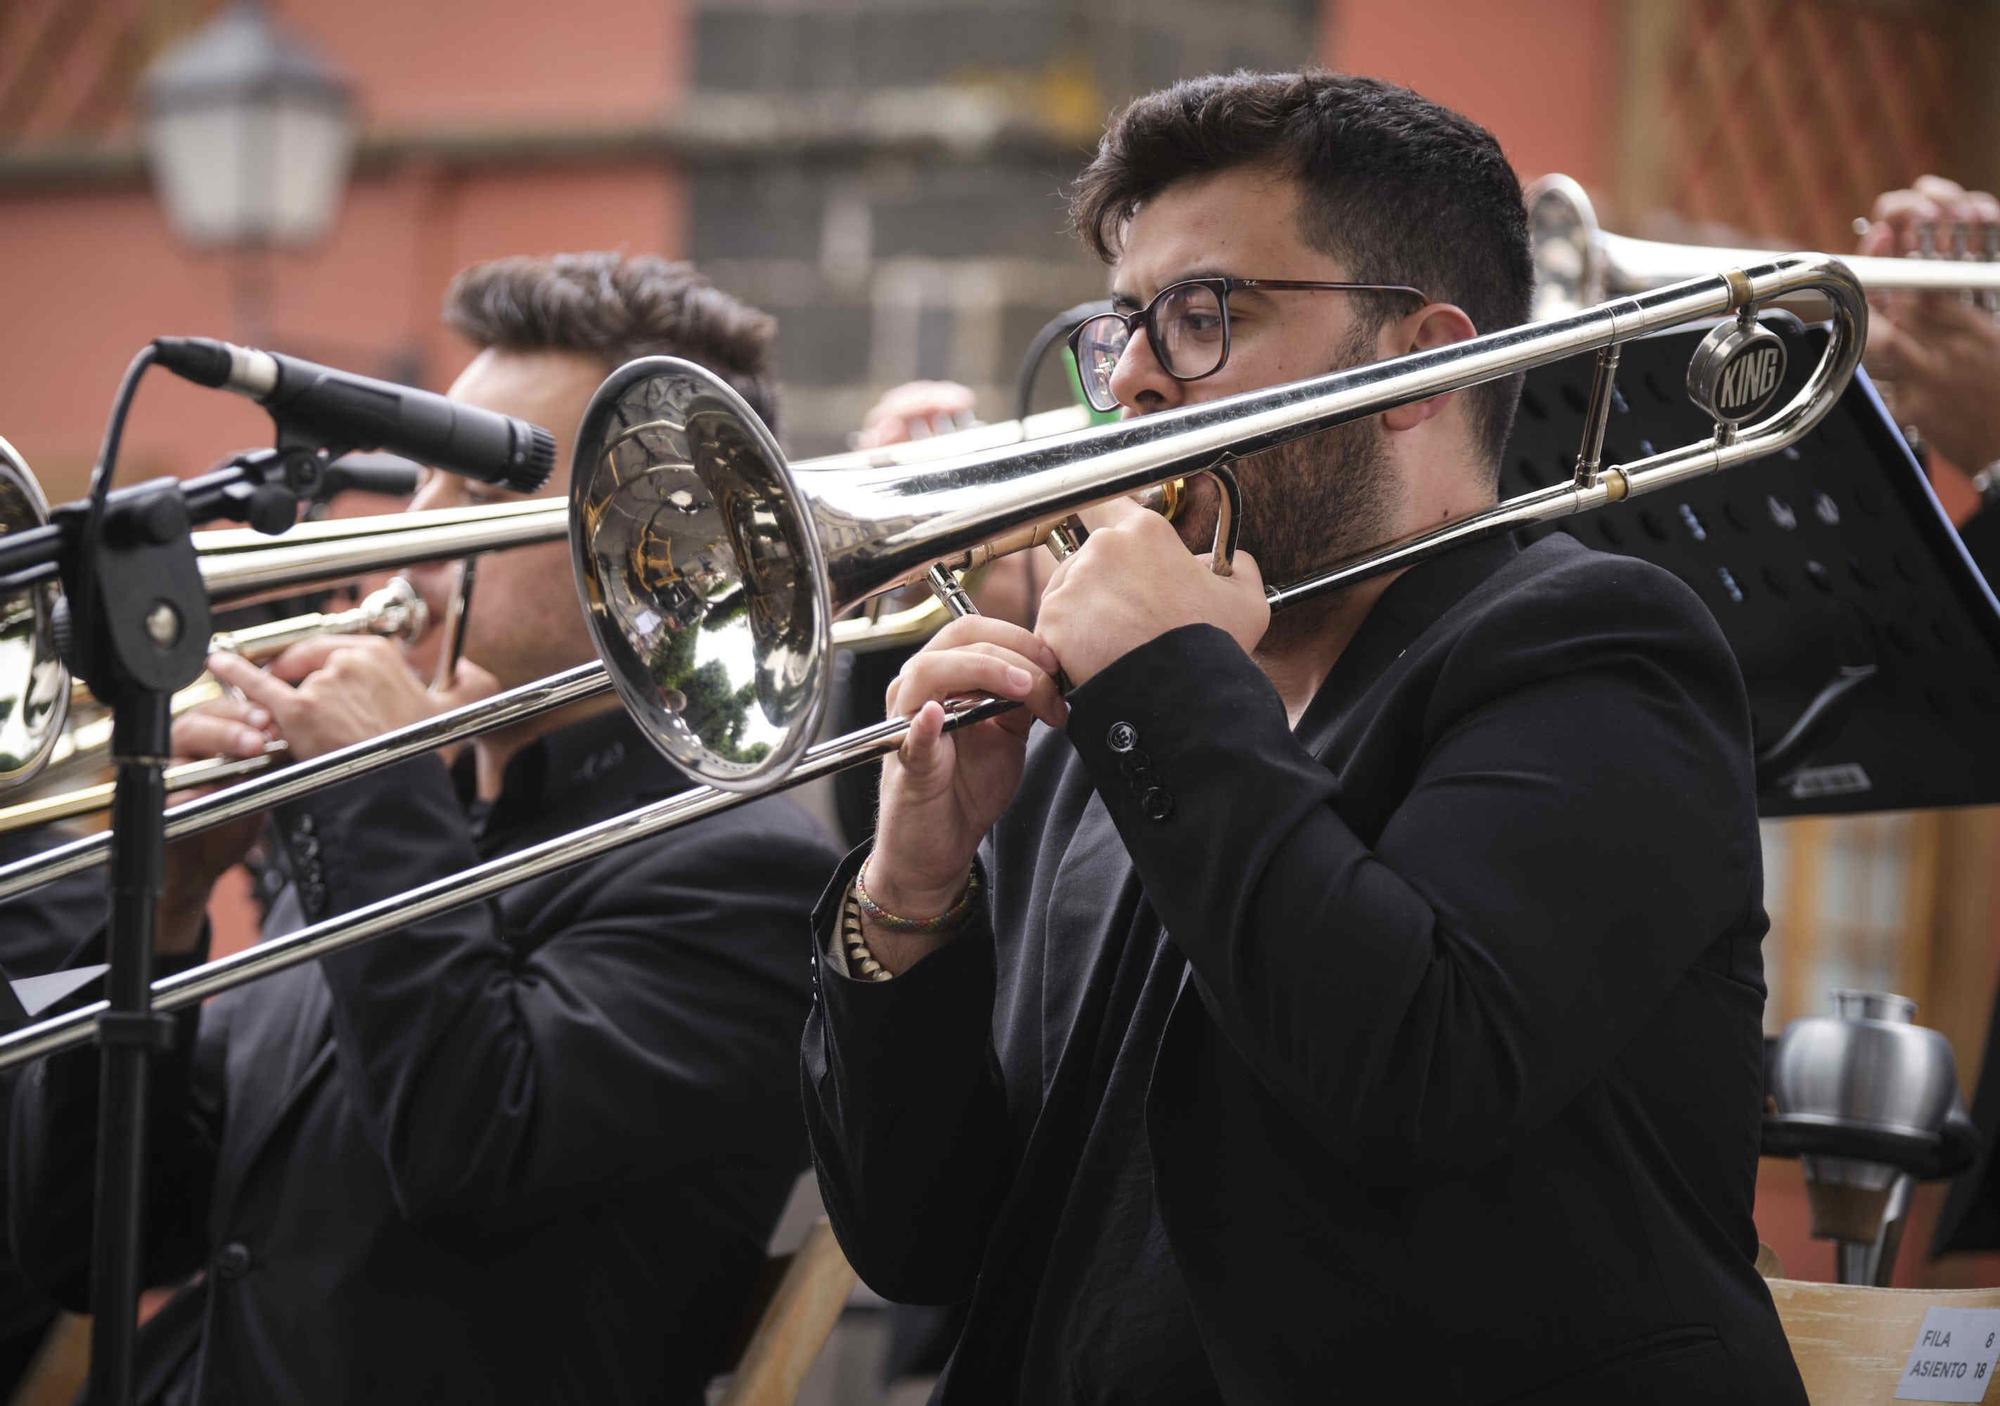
[804,534,1807,1404]
[13,712,840,1405]
[0,829,109,1390]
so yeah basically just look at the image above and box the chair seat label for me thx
[1897,1307,2000,1401]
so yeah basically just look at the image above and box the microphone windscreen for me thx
[506,422,557,494]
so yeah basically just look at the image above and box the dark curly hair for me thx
[1069,70,1532,464]
[443,252,780,431]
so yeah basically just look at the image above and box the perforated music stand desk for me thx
[1500,320,2000,816]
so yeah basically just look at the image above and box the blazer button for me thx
[214,1242,252,1280]
[1107,722,1139,753]
[1140,788,1174,821]
[1118,750,1153,784]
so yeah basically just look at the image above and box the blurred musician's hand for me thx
[206,637,498,765]
[1866,297,2000,473]
[1860,176,2000,260]
[156,697,275,954]
[864,617,1067,974]
[855,379,977,449]
[854,378,1060,627]
[1035,497,1268,688]
[1860,176,2000,472]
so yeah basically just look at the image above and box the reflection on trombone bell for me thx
[0,445,65,790]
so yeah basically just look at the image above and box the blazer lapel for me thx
[1036,785,1147,1098]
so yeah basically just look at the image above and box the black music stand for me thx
[1501,319,2000,816]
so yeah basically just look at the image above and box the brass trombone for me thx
[1526,172,2000,321]
[0,405,1096,829]
[0,252,1867,1070]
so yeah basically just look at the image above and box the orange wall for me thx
[0,0,689,501]
[1324,0,1616,191]
[266,0,685,132]
[0,163,682,501]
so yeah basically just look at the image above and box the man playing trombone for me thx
[802,71,1808,1402]
[9,254,840,1403]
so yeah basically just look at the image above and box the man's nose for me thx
[1108,329,1184,416]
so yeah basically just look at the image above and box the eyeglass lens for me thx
[1074,282,1228,412]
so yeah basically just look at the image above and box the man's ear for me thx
[1380,303,1479,432]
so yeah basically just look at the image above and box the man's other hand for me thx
[1861,176,2000,473]
[207,637,497,764]
[863,617,1066,974]
[1035,498,1269,687]
[855,380,977,450]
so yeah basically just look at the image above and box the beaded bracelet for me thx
[838,889,893,983]
[853,863,979,934]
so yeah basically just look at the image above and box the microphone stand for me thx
[0,447,325,1406]
[0,333,546,1403]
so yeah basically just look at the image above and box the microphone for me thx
[152,336,555,493]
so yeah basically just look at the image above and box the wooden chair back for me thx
[717,1219,858,1406]
[1768,1277,2000,1405]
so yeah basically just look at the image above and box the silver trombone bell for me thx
[0,440,68,789]
[569,360,831,791]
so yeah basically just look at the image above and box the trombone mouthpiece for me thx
[1133,477,1187,520]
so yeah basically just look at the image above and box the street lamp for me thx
[141,2,357,252]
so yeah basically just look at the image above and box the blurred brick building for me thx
[0,0,1634,486]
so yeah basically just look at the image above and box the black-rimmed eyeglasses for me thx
[1065,276,1428,413]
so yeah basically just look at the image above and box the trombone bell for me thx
[569,364,831,791]
[0,439,68,790]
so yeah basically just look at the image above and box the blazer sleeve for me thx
[278,757,837,1230]
[800,845,1015,1305]
[8,916,225,1310]
[1064,572,1761,1186]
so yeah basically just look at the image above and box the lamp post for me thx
[141,1,357,339]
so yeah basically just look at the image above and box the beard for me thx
[1169,334,1401,652]
[1228,414,1398,585]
